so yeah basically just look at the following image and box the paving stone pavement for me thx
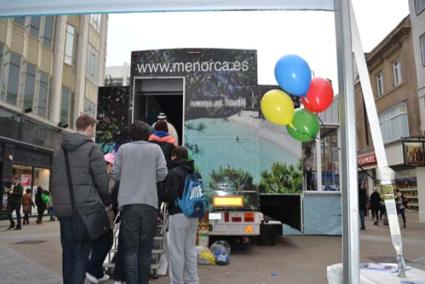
[0,245,62,284]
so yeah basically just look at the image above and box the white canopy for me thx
[0,0,334,17]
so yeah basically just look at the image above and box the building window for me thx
[421,33,425,66]
[61,86,71,125]
[379,103,409,143]
[376,72,384,97]
[14,17,25,26]
[393,59,402,86]
[415,0,425,14]
[37,72,50,118]
[89,14,102,32]
[42,16,54,48]
[86,44,99,83]
[84,98,96,118]
[5,52,21,106]
[23,63,36,110]
[29,16,41,38]
[64,24,75,65]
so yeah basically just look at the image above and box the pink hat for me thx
[104,153,115,165]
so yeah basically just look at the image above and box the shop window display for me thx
[395,169,418,211]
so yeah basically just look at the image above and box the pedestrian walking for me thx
[22,189,34,225]
[303,147,314,191]
[112,121,168,284]
[86,153,116,284]
[395,189,408,228]
[51,115,112,284]
[46,192,56,221]
[7,176,23,230]
[370,187,381,225]
[358,179,368,230]
[165,146,200,284]
[35,186,47,224]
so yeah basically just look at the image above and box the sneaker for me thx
[86,272,99,284]
[97,274,110,283]
[7,225,15,230]
[14,226,22,230]
[360,226,365,230]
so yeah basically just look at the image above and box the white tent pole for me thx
[349,1,406,277]
[334,0,359,283]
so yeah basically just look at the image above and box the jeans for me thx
[121,204,157,284]
[59,216,91,284]
[87,229,113,278]
[359,209,365,228]
[7,203,21,227]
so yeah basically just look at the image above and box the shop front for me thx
[0,105,64,219]
[357,138,425,222]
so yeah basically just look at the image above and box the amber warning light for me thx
[212,196,244,208]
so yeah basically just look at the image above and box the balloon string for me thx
[316,114,324,126]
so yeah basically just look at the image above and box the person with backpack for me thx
[165,146,203,284]
[35,186,47,224]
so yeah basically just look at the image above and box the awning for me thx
[0,0,334,17]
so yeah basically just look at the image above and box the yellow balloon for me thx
[261,89,295,125]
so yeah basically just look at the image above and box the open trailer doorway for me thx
[133,77,184,145]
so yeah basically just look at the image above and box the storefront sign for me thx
[402,137,425,167]
[357,152,376,166]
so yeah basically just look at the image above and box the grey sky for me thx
[106,0,409,88]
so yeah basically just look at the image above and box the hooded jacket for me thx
[165,159,197,215]
[51,133,111,217]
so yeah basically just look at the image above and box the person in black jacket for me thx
[165,146,200,284]
[35,186,47,224]
[358,179,368,230]
[369,187,381,225]
[7,176,24,230]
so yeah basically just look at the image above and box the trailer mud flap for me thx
[259,194,302,231]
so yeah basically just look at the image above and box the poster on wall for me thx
[402,138,425,167]
[20,174,32,187]
[130,48,303,193]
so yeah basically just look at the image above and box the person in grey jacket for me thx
[112,121,168,284]
[51,115,111,284]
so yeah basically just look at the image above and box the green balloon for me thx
[286,108,320,142]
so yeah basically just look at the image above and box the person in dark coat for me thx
[51,115,112,284]
[369,187,381,225]
[7,176,24,230]
[35,186,47,224]
[358,179,368,230]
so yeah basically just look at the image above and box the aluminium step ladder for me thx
[103,203,169,278]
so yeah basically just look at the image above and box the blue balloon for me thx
[274,54,312,97]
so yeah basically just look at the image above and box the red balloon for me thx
[301,77,334,112]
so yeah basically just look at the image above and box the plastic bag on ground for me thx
[210,240,231,265]
[196,246,216,265]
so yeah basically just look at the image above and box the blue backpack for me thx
[177,173,206,218]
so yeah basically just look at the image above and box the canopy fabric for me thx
[0,0,334,17]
